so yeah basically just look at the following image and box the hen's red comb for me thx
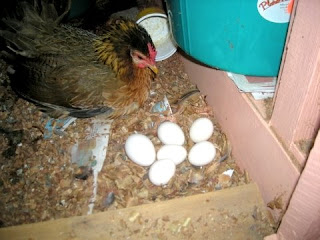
[148,43,157,62]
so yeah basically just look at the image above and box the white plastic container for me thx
[137,8,177,61]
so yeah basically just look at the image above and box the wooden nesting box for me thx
[0,0,319,239]
[180,0,320,239]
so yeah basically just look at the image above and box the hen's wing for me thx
[6,24,127,118]
[11,51,127,118]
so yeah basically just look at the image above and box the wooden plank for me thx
[271,0,320,165]
[293,50,320,141]
[277,130,320,240]
[292,53,320,157]
[181,55,300,221]
[0,184,274,240]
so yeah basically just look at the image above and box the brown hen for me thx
[0,1,158,119]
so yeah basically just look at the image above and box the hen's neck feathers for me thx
[94,37,132,82]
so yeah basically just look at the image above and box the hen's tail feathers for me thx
[0,1,71,57]
[3,1,71,25]
[21,95,114,119]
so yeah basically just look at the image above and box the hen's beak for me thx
[148,64,158,74]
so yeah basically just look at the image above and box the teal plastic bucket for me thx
[166,0,291,76]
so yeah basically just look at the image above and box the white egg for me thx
[148,159,176,186]
[189,118,214,143]
[188,141,216,166]
[157,145,187,165]
[157,121,185,145]
[125,134,156,166]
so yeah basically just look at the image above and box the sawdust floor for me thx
[0,52,275,237]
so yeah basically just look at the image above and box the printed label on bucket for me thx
[257,0,291,23]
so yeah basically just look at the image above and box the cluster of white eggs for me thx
[124,118,216,186]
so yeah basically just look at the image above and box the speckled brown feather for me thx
[0,2,157,118]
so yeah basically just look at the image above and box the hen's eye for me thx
[137,55,143,60]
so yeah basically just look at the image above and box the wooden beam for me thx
[0,183,274,240]
[277,130,320,240]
